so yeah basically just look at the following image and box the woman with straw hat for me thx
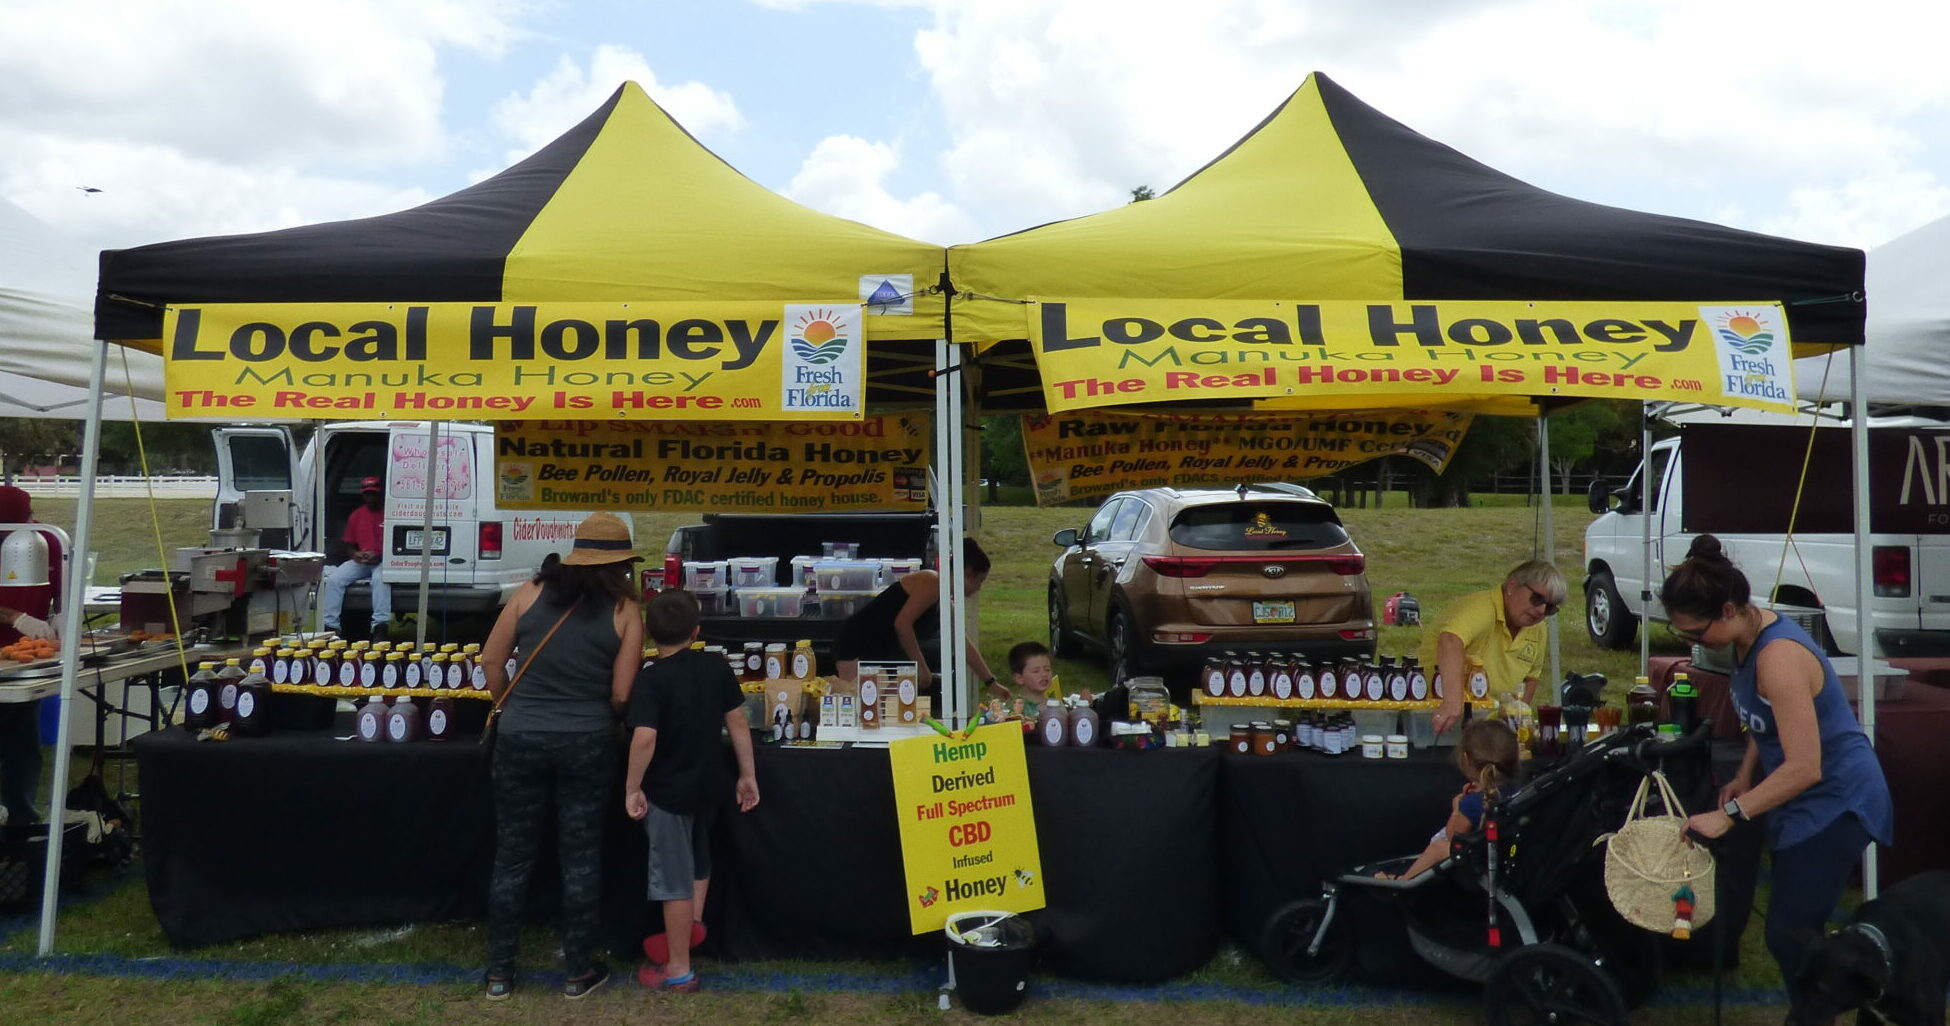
[480,512,645,1000]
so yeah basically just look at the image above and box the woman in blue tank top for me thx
[1661,534,1892,984]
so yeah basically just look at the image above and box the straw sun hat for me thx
[560,512,640,566]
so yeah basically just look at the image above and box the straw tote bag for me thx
[1598,770,1716,934]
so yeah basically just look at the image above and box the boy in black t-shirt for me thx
[624,590,759,993]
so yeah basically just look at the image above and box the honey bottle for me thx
[381,651,404,689]
[858,670,881,730]
[1201,654,1226,699]
[358,647,382,688]
[1364,656,1386,703]
[1317,659,1339,701]
[247,647,272,678]
[1386,656,1410,703]
[428,653,449,691]
[183,661,220,731]
[1225,652,1247,698]
[404,650,425,690]
[355,696,387,742]
[1295,659,1317,701]
[790,640,815,680]
[464,644,486,691]
[1268,656,1294,701]
[743,642,764,683]
[1246,652,1267,698]
[216,658,247,723]
[1407,657,1429,702]
[385,696,422,743]
[764,642,788,681]
[425,694,455,741]
[232,667,273,737]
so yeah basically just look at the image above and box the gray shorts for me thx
[644,802,714,901]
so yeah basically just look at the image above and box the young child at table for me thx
[986,641,1065,718]
[1384,719,1520,880]
[624,589,761,993]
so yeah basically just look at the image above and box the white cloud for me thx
[784,134,977,244]
[491,45,745,167]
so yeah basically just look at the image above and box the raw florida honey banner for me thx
[1022,409,1474,506]
[493,413,931,513]
[889,723,1044,934]
[161,300,865,421]
[1027,299,1798,414]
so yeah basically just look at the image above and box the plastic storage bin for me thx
[945,910,1035,1015]
[789,555,821,588]
[821,541,860,558]
[683,560,728,590]
[817,590,876,619]
[728,557,779,588]
[879,558,923,581]
[693,587,734,616]
[813,559,880,593]
[737,587,806,618]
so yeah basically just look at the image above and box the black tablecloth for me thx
[715,744,1221,982]
[134,724,495,948]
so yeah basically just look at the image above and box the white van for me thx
[1583,419,1950,658]
[213,421,614,627]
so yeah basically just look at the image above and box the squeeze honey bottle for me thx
[183,661,220,731]
[247,647,272,678]
[216,658,247,723]
[1317,659,1339,701]
[404,650,425,690]
[1246,652,1267,698]
[381,651,404,689]
[1362,657,1385,703]
[1201,654,1225,699]
[790,640,815,680]
[1225,652,1247,698]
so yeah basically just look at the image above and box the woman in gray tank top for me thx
[479,513,645,1000]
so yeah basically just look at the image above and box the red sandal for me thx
[641,921,708,966]
[636,964,701,993]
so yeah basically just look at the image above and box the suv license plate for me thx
[1253,601,1295,624]
[401,528,450,554]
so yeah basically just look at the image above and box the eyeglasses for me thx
[1526,588,1561,616]
[1668,617,1717,643]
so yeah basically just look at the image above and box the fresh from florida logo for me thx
[791,308,852,365]
[782,303,863,413]
[1700,304,1793,406]
[1714,309,1776,355]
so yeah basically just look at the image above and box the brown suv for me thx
[1048,485,1376,688]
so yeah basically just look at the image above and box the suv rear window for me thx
[1168,503,1348,551]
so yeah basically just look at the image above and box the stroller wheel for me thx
[1484,943,1626,1026]
[1259,899,1350,985]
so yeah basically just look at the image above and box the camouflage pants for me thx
[486,730,616,977]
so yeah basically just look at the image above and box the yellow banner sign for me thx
[161,301,867,421]
[493,414,931,512]
[1022,409,1472,505]
[890,723,1044,934]
[1028,299,1797,413]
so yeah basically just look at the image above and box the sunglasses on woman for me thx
[1525,588,1560,616]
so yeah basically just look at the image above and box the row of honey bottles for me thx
[1200,651,1491,704]
[256,638,502,692]
[642,640,819,683]
[185,656,460,741]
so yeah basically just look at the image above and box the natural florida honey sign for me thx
[493,414,931,512]
[889,724,1044,934]
[161,301,864,421]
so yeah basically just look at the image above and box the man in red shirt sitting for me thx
[320,477,391,636]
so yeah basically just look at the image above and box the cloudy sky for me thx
[3,0,1946,257]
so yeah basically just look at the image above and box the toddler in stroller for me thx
[1260,721,1712,1026]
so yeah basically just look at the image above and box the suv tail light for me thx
[1321,555,1366,575]
[479,521,503,560]
[1143,556,1219,577]
[1873,545,1910,597]
[1152,631,1214,645]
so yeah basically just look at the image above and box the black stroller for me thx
[1259,720,1713,1026]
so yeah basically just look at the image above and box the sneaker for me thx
[484,973,515,1001]
[637,964,701,993]
[641,921,708,966]
[563,962,610,1000]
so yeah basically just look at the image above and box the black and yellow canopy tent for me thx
[952,72,1864,419]
[55,83,975,954]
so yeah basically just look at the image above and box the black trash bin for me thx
[945,910,1035,1015]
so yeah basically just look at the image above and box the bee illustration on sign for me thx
[1013,868,1035,889]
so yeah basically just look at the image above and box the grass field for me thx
[0,494,1763,1025]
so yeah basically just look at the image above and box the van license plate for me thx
[1253,601,1295,624]
[401,528,449,554]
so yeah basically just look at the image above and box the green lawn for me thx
[0,494,1769,1025]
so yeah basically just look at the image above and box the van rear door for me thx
[383,425,478,581]
[212,427,298,547]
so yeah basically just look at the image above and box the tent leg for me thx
[1539,416,1559,697]
[38,338,110,956]
[1850,346,1877,899]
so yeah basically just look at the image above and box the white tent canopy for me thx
[1796,215,1950,408]
[0,198,166,419]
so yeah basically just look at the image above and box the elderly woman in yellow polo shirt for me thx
[1422,560,1567,735]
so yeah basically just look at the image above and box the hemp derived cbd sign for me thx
[493,414,931,513]
[1028,299,1799,414]
[1022,409,1473,506]
[161,301,865,421]
[889,724,1044,934]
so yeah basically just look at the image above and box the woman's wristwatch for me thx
[1721,798,1748,822]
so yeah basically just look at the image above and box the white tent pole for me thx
[934,338,962,728]
[1639,404,1652,678]
[38,337,109,955]
[1850,344,1877,899]
[1539,413,1559,697]
[414,420,438,646]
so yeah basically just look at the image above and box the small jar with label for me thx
[790,640,815,680]
[1271,718,1292,748]
[1406,657,1429,702]
[1250,721,1278,756]
[1229,724,1252,754]
[1295,660,1317,701]
[1386,733,1410,759]
[1360,733,1385,759]
[763,642,788,680]
[1627,676,1659,725]
[1268,657,1295,701]
[743,642,764,683]
[1385,656,1410,702]
[1362,658,1385,703]
[1467,659,1491,702]
[1317,660,1339,701]
[724,648,745,683]
[1223,652,1247,698]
